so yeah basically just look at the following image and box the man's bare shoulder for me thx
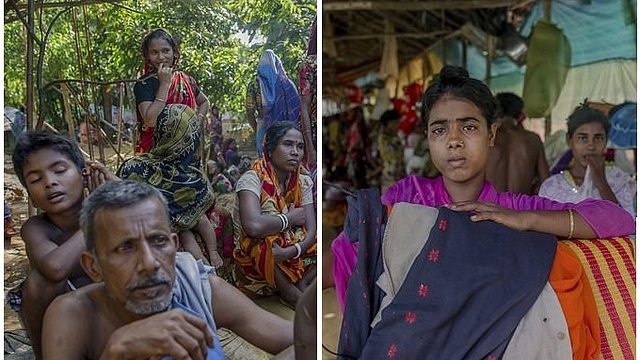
[43,283,108,360]
[48,282,103,315]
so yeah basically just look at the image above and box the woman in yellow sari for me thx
[233,121,317,308]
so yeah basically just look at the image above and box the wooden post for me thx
[26,0,34,131]
[61,83,76,139]
[485,36,494,87]
[116,83,124,169]
[543,0,551,138]
[543,0,551,21]
[545,115,552,138]
[26,0,36,217]
[462,38,468,68]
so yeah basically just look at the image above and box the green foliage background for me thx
[4,0,316,130]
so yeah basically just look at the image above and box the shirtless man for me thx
[486,92,550,194]
[42,180,295,360]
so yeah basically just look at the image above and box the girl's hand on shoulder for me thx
[84,160,120,193]
[448,201,528,231]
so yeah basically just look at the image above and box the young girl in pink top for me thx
[331,65,635,309]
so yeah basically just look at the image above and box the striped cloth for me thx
[561,237,636,360]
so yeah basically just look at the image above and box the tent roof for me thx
[322,0,637,96]
[323,0,538,90]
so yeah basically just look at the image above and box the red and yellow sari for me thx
[233,156,317,298]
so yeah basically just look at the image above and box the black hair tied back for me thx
[438,65,470,86]
[578,98,590,110]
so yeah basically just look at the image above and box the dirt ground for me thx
[4,154,31,332]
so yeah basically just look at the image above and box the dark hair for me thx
[80,180,170,253]
[421,65,498,129]
[263,121,301,156]
[12,130,85,189]
[140,28,180,71]
[210,105,219,115]
[566,99,610,138]
[495,92,524,119]
[227,153,241,167]
[221,137,236,156]
[380,109,401,126]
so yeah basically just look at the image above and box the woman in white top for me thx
[538,100,635,216]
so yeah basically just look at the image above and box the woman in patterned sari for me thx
[134,28,210,153]
[233,121,316,308]
[118,104,223,268]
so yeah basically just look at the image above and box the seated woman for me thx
[233,121,316,308]
[332,65,635,360]
[222,137,241,167]
[118,104,223,268]
[538,101,635,216]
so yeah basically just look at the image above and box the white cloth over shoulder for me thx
[173,251,217,332]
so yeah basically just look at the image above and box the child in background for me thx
[538,101,635,216]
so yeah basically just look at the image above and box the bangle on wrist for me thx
[277,213,289,232]
[293,242,302,259]
[155,97,167,103]
[567,208,575,239]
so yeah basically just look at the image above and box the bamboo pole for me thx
[26,0,35,216]
[82,4,105,163]
[116,83,125,169]
[61,83,76,139]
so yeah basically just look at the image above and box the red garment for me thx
[136,71,196,153]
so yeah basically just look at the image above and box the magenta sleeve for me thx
[498,193,635,238]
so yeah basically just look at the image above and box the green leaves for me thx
[4,0,316,129]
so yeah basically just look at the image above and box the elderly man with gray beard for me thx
[41,180,296,360]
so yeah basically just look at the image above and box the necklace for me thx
[562,171,581,193]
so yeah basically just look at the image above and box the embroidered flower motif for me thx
[438,219,448,231]
[418,284,429,297]
[388,344,398,358]
[428,249,440,262]
[405,312,417,324]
